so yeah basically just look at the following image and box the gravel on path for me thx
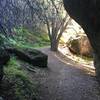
[31,47,100,100]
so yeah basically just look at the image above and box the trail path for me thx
[31,48,100,100]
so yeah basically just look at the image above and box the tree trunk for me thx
[50,40,59,52]
[63,0,100,81]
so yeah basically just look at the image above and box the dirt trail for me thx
[31,48,100,100]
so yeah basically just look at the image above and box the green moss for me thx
[4,57,38,100]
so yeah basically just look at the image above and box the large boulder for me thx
[63,0,100,82]
[6,48,48,68]
[67,35,93,57]
[0,47,48,82]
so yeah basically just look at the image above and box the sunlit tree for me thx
[36,0,71,51]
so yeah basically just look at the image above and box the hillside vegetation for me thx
[0,27,50,100]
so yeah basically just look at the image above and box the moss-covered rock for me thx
[0,57,38,100]
[6,48,48,68]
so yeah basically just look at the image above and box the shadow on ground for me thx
[28,47,100,100]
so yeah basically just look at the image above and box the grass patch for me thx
[11,27,50,49]
[1,57,38,100]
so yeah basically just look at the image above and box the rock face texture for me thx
[6,48,48,68]
[0,48,48,82]
[63,0,100,82]
[68,35,93,57]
